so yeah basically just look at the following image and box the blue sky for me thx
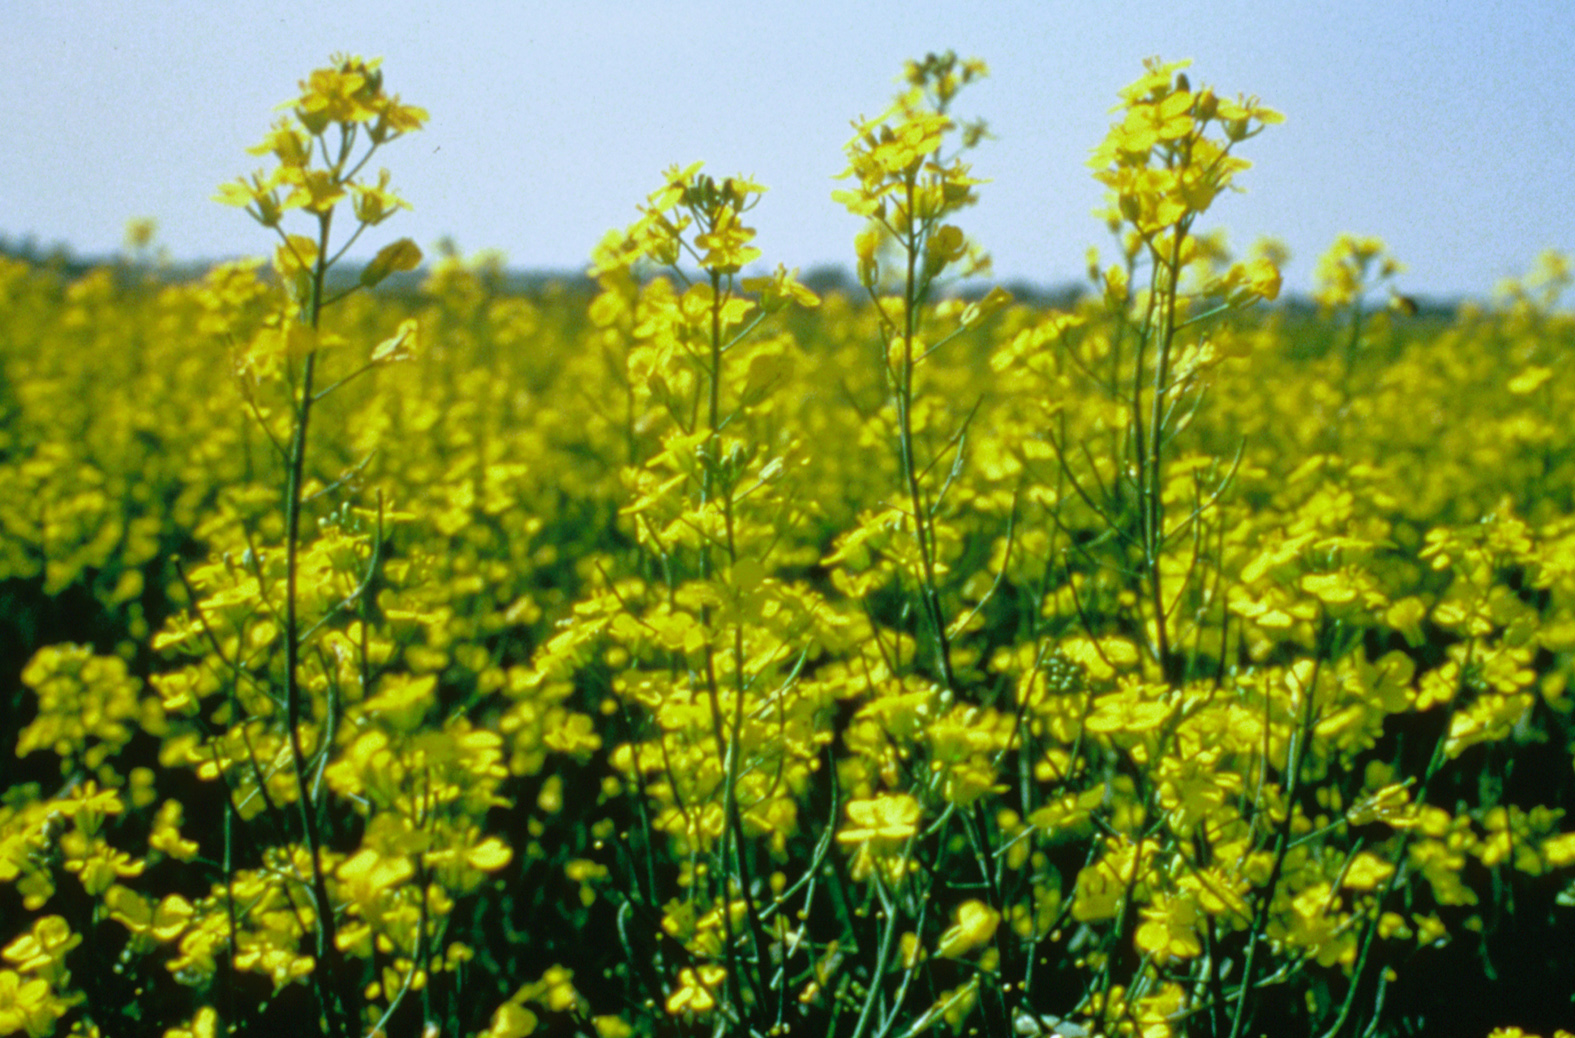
[5,0,1572,299]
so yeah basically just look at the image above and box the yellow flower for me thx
[936,900,1000,958]
[57,781,123,826]
[2,917,80,984]
[0,970,62,1038]
[466,836,514,873]
[837,794,921,845]
[163,1006,218,1038]
[1084,683,1172,735]
[1341,851,1397,891]
[60,829,144,896]
[591,1016,633,1038]
[1117,89,1196,152]
[212,168,290,227]
[247,119,312,167]
[281,167,346,215]
[291,54,384,134]
[1134,893,1202,964]
[479,1003,537,1038]
[741,265,820,313]
[665,964,726,1015]
[149,800,199,862]
[351,168,411,226]
[693,206,761,275]
[335,848,414,917]
[104,885,194,945]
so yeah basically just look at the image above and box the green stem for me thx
[1146,224,1189,685]
[895,181,955,693]
[283,210,352,1038]
[1228,631,1324,1038]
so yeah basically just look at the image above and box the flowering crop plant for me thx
[2,50,1574,1038]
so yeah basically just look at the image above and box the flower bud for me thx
[855,225,881,287]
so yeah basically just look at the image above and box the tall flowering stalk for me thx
[194,54,427,1038]
[576,163,836,1032]
[997,58,1284,686]
[833,51,1010,698]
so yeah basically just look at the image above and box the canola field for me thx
[1,52,1574,1038]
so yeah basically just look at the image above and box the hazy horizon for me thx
[6,0,1573,302]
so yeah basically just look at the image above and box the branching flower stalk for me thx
[1084,57,1282,684]
[591,162,826,1031]
[835,51,1009,697]
[214,53,426,1038]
